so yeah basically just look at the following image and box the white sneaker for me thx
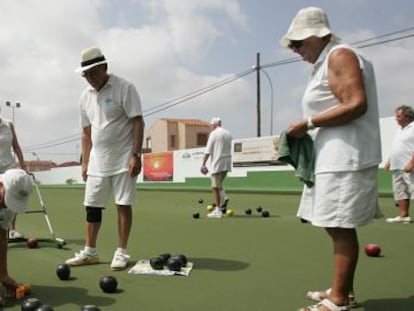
[111,250,130,271]
[386,216,412,223]
[207,209,223,218]
[65,249,99,266]
[8,230,24,239]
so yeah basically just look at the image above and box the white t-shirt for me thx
[302,43,382,173]
[389,121,414,170]
[80,74,143,176]
[205,127,232,174]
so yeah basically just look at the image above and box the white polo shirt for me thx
[389,121,414,170]
[80,74,143,176]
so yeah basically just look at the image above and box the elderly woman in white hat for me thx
[0,169,34,305]
[282,7,382,311]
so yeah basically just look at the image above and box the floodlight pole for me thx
[5,101,21,124]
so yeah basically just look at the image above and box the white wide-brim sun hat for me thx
[75,46,109,73]
[3,169,34,213]
[280,7,340,48]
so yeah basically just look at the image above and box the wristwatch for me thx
[132,152,142,159]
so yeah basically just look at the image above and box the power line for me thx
[25,26,414,153]
[144,69,254,116]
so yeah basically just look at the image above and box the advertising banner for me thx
[232,136,286,167]
[143,151,174,181]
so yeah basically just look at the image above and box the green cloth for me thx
[277,131,315,187]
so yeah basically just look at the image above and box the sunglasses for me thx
[288,40,304,49]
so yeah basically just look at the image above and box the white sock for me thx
[220,189,227,206]
[116,247,127,254]
[85,246,97,255]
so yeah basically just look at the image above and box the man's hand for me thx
[200,166,209,175]
[129,156,142,177]
[81,163,88,182]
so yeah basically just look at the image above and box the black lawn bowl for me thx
[174,254,188,267]
[256,206,263,213]
[245,208,252,215]
[262,210,270,218]
[192,212,200,219]
[166,256,183,272]
[99,275,118,293]
[56,264,71,280]
[21,297,43,311]
[159,253,172,261]
[149,256,166,270]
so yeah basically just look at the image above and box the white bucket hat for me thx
[280,7,340,48]
[3,169,34,213]
[75,47,108,73]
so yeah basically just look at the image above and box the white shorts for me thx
[391,170,414,201]
[84,172,138,207]
[297,166,382,228]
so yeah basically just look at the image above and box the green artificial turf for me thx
[4,188,414,310]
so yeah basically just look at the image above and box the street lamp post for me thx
[5,101,21,124]
[260,68,275,135]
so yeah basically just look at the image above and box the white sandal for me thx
[307,288,357,308]
[298,298,350,311]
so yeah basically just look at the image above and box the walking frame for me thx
[8,176,66,249]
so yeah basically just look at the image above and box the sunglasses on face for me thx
[81,65,103,78]
[288,40,304,49]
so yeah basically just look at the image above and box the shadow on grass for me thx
[190,257,249,271]
[361,295,414,310]
[5,285,117,309]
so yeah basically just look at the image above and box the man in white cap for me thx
[0,169,34,304]
[66,47,145,271]
[281,7,381,311]
[201,117,232,218]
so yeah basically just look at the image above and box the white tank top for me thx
[302,43,382,173]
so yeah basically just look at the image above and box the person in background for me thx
[282,7,382,311]
[201,117,232,218]
[66,46,145,271]
[0,110,28,239]
[384,105,414,223]
[0,169,34,306]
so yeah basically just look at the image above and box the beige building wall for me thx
[144,118,211,153]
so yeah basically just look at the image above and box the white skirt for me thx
[297,166,383,228]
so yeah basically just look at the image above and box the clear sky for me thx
[1,0,413,163]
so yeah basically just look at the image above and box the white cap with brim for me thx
[280,7,340,48]
[3,169,34,213]
[75,46,109,73]
[210,117,221,125]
